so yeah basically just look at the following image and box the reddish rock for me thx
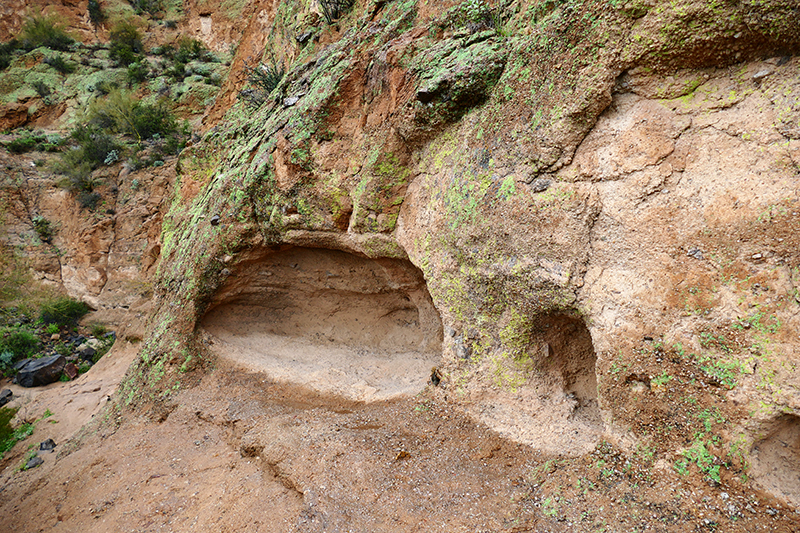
[64,363,79,380]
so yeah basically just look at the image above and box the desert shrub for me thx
[18,15,75,51]
[76,191,102,210]
[39,297,89,326]
[238,57,285,109]
[174,37,209,63]
[53,125,121,194]
[109,21,143,67]
[126,60,150,85]
[95,79,119,95]
[32,216,54,243]
[166,60,187,81]
[129,0,164,17]
[69,125,122,168]
[41,133,65,152]
[5,133,40,153]
[130,102,177,139]
[4,131,58,153]
[30,80,52,99]
[0,326,40,359]
[85,89,185,143]
[0,40,20,71]
[43,54,76,74]
[88,0,105,25]
[319,0,354,24]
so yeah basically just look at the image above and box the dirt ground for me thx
[1,342,799,533]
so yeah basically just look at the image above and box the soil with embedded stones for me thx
[0,359,797,533]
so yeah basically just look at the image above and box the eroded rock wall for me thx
[27,0,791,506]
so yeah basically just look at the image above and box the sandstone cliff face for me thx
[4,0,800,511]
[127,0,800,501]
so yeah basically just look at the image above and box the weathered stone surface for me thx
[16,355,66,388]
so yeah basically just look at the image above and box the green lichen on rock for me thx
[126,0,800,403]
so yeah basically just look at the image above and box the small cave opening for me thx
[200,246,443,401]
[750,414,800,507]
[474,313,601,456]
[540,314,600,419]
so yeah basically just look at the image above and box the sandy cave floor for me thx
[0,342,799,532]
[201,321,439,403]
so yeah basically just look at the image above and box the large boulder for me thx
[16,355,66,388]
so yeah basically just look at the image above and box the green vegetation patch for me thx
[17,15,76,52]
[0,407,34,459]
[38,297,90,327]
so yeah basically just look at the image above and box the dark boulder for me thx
[40,439,56,451]
[25,456,44,470]
[16,355,66,387]
[0,388,11,407]
[78,347,96,363]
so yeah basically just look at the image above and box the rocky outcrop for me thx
[3,0,800,512]
[120,1,800,496]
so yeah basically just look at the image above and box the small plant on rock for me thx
[109,21,143,67]
[88,0,105,25]
[32,216,54,243]
[238,56,285,109]
[43,54,76,74]
[0,40,20,71]
[318,0,354,25]
[30,80,52,100]
[126,60,150,85]
[17,15,76,51]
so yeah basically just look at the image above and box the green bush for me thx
[18,15,76,51]
[4,131,58,153]
[5,134,40,153]
[39,297,89,326]
[131,102,177,139]
[238,57,285,109]
[0,326,40,359]
[76,191,102,210]
[86,89,185,142]
[95,79,119,95]
[0,351,14,375]
[0,40,20,71]
[130,0,164,17]
[0,408,34,458]
[54,125,122,185]
[127,60,150,85]
[319,0,354,25]
[88,0,105,25]
[32,216,54,243]
[174,37,209,63]
[31,80,52,99]
[44,54,76,74]
[109,21,143,67]
[166,60,187,81]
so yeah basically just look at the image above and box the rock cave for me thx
[200,246,443,401]
[751,414,800,508]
